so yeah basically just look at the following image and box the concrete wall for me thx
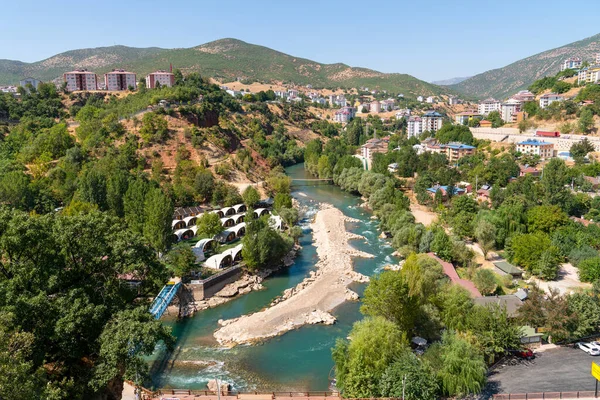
[187,265,242,300]
[470,128,600,152]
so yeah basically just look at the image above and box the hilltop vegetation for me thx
[452,33,600,99]
[0,39,448,98]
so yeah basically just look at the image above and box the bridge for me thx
[149,281,182,319]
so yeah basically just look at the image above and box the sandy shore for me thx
[213,204,373,346]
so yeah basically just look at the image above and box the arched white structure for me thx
[192,238,216,262]
[205,252,233,270]
[269,215,283,231]
[211,209,225,218]
[220,217,235,227]
[232,213,246,224]
[183,215,197,227]
[233,204,247,213]
[194,238,215,251]
[172,219,185,230]
[231,222,246,238]
[254,208,270,218]
[221,206,235,216]
[229,244,244,262]
[173,228,194,242]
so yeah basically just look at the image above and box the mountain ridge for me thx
[451,33,600,100]
[0,38,447,97]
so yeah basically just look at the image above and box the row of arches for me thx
[204,244,244,270]
[173,209,271,237]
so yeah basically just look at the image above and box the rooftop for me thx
[473,295,523,318]
[517,139,553,146]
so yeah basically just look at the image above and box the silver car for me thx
[577,342,600,356]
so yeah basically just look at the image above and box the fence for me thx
[493,391,597,399]
[152,391,341,400]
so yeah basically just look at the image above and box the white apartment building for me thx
[64,69,98,91]
[578,66,600,85]
[146,70,175,88]
[104,69,137,91]
[516,140,554,159]
[539,93,564,109]
[370,100,381,113]
[560,57,582,71]
[407,116,422,138]
[426,96,435,103]
[501,99,522,123]
[478,98,501,115]
[422,111,444,132]
[19,77,41,90]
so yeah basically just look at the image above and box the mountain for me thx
[451,33,600,100]
[431,76,471,86]
[0,39,448,97]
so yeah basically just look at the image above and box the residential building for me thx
[479,119,492,128]
[312,97,326,105]
[19,77,42,90]
[407,116,422,138]
[493,261,523,279]
[501,99,522,123]
[448,96,459,105]
[478,98,501,115]
[370,100,381,113]
[334,106,356,123]
[516,140,554,159]
[288,89,299,99]
[0,86,17,94]
[519,165,540,177]
[578,65,600,84]
[387,163,399,173]
[454,111,481,125]
[104,69,136,91]
[380,99,395,111]
[474,295,523,318]
[426,96,435,103]
[146,70,175,88]
[539,93,564,109]
[422,111,444,132]
[511,90,535,102]
[476,184,492,203]
[417,96,424,102]
[360,138,389,169]
[560,57,582,71]
[63,69,98,91]
[274,90,287,98]
[444,142,476,162]
[395,108,411,119]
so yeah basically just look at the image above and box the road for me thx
[487,347,597,394]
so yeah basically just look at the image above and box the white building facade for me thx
[407,116,422,138]
[146,71,175,88]
[104,69,137,91]
[64,70,98,91]
[478,98,502,115]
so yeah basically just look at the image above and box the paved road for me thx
[488,347,598,394]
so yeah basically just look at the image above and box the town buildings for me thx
[360,138,389,169]
[19,77,42,90]
[448,96,460,105]
[145,70,175,88]
[417,96,424,102]
[426,96,435,103]
[104,69,137,91]
[407,116,422,138]
[516,139,554,159]
[560,57,582,71]
[422,111,444,132]
[370,100,381,113]
[501,99,522,123]
[539,93,564,109]
[64,69,98,91]
[454,111,481,125]
[578,65,600,85]
[380,99,395,111]
[334,106,356,123]
[444,142,476,162]
[478,98,502,115]
[510,90,535,102]
[395,109,411,119]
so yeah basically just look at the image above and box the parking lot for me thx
[488,346,598,394]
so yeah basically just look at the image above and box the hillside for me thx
[451,33,600,100]
[0,38,448,98]
[431,76,471,85]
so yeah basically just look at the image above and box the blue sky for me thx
[1,0,599,82]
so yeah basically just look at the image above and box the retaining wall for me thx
[187,265,242,300]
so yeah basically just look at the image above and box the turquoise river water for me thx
[148,163,399,391]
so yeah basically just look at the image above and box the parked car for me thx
[577,342,600,355]
[510,349,534,360]
[590,341,600,350]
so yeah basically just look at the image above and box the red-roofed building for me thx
[427,253,482,297]
[519,165,540,177]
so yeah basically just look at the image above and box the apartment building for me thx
[104,69,137,91]
[146,70,175,88]
[444,142,476,162]
[360,138,389,169]
[454,111,481,125]
[511,90,535,102]
[407,116,422,138]
[478,98,501,115]
[501,99,522,123]
[19,77,42,90]
[334,106,356,123]
[539,93,564,109]
[516,140,554,159]
[578,65,600,85]
[560,57,582,71]
[64,69,98,91]
[370,100,381,113]
[422,111,444,132]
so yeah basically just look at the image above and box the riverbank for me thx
[213,204,373,346]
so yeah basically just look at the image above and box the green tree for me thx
[579,107,595,134]
[431,230,453,261]
[195,212,224,238]
[541,158,570,205]
[473,269,497,295]
[435,330,487,397]
[123,178,150,235]
[361,271,420,332]
[487,111,504,128]
[143,188,173,253]
[570,138,595,162]
[578,257,600,282]
[568,293,600,338]
[242,217,291,272]
[379,351,439,400]
[242,185,261,208]
[194,169,215,202]
[332,317,407,398]
[165,244,197,277]
[273,192,292,211]
[474,218,496,259]
[508,232,552,273]
[467,304,523,363]
[278,207,299,228]
[527,204,568,233]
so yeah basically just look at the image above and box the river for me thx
[148,163,399,391]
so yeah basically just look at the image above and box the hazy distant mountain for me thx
[431,76,471,86]
[451,33,600,100]
[0,39,451,97]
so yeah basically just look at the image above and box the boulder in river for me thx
[207,379,230,393]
